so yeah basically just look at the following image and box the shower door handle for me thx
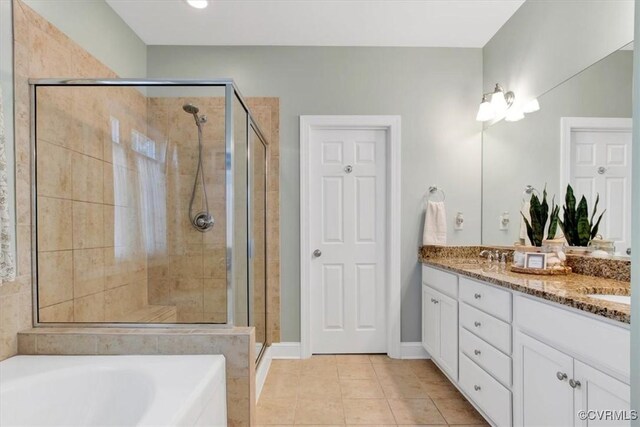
[313,249,322,258]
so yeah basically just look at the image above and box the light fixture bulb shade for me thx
[186,0,208,8]
[490,91,508,114]
[523,98,540,113]
[476,100,495,122]
[505,108,525,122]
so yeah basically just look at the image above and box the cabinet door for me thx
[438,291,458,380]
[515,332,574,427]
[574,360,630,427]
[422,286,440,357]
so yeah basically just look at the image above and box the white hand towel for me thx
[423,201,447,245]
[520,201,531,245]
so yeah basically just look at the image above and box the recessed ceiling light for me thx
[185,0,208,9]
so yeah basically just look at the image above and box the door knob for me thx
[313,249,322,258]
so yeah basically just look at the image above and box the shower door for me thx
[30,80,270,336]
[249,119,268,361]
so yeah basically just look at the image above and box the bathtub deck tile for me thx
[97,334,159,354]
[36,334,98,354]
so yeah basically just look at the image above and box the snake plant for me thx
[520,186,558,246]
[558,184,606,247]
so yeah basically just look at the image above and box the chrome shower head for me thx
[183,103,199,115]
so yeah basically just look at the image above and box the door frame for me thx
[560,116,632,198]
[300,115,402,359]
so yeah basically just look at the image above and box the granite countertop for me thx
[420,257,631,324]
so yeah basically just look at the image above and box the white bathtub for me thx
[0,355,227,427]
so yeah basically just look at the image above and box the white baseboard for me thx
[400,342,430,359]
[269,342,429,360]
[271,342,302,359]
[256,346,273,401]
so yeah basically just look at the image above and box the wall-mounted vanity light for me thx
[476,83,539,123]
[522,98,540,113]
[476,95,494,122]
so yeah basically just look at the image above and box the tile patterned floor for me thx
[257,355,489,426]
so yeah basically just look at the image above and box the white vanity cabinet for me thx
[421,266,458,380]
[421,264,631,427]
[516,332,576,426]
[573,360,631,427]
[514,296,631,427]
[515,331,631,427]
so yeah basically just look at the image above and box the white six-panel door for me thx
[565,118,632,255]
[308,128,387,354]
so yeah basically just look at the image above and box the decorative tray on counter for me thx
[510,265,572,276]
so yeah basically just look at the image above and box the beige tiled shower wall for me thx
[1,0,130,358]
[146,97,228,323]
[36,85,151,323]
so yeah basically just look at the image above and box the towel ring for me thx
[522,185,539,203]
[425,186,446,202]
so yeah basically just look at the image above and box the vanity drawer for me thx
[460,302,511,355]
[422,265,458,298]
[460,327,511,387]
[459,353,512,427]
[460,277,512,322]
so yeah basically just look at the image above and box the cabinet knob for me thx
[474,293,482,299]
[474,349,481,356]
[474,385,481,391]
[474,321,481,327]
[569,379,581,388]
[313,249,322,258]
[556,371,567,381]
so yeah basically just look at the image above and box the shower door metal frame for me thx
[247,116,270,364]
[28,78,270,330]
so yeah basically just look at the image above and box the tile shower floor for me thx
[257,355,489,426]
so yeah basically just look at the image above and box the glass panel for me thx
[33,84,229,323]
[250,123,268,360]
[232,93,249,327]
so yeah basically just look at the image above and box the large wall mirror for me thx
[482,42,633,257]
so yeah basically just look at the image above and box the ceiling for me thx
[106,0,525,48]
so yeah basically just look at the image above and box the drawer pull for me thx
[474,385,481,391]
[474,321,481,327]
[474,349,481,356]
[556,371,567,381]
[569,379,581,389]
[474,293,482,299]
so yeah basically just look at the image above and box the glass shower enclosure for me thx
[30,79,268,359]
